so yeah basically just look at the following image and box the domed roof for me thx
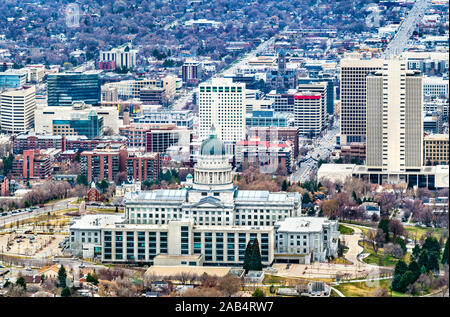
[200,126,226,156]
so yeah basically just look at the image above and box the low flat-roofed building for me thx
[100,219,274,266]
[145,265,233,278]
[318,163,449,189]
[69,214,125,258]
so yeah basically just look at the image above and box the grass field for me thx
[403,225,445,241]
[339,225,355,235]
[360,241,410,267]
[335,279,407,297]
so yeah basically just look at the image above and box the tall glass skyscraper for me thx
[47,71,101,107]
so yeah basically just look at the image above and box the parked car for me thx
[1,213,7,217]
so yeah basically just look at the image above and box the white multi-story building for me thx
[297,82,328,125]
[423,76,448,98]
[198,78,246,154]
[100,44,138,70]
[340,57,383,145]
[102,75,176,101]
[69,214,126,258]
[366,58,423,174]
[274,217,339,264]
[34,103,120,134]
[0,85,36,134]
[294,92,323,136]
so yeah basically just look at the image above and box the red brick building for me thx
[340,142,366,161]
[126,150,161,182]
[13,134,65,154]
[81,144,128,182]
[12,149,51,180]
[86,184,103,202]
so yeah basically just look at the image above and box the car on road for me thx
[11,210,18,214]
[39,204,45,208]
[1,212,7,216]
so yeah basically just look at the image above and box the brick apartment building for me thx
[119,124,189,153]
[13,134,65,154]
[126,150,161,182]
[81,144,128,182]
[12,149,51,180]
[340,142,366,161]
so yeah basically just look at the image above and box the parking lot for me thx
[0,233,66,258]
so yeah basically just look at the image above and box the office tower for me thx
[0,86,36,134]
[99,44,137,70]
[297,81,328,126]
[0,69,28,89]
[340,58,383,145]
[52,111,104,138]
[297,76,335,115]
[182,60,202,85]
[294,91,323,137]
[198,78,246,153]
[366,58,423,172]
[47,71,101,107]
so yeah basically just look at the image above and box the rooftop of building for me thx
[275,216,336,233]
[424,134,449,141]
[70,214,125,230]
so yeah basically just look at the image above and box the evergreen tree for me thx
[394,236,407,254]
[281,179,288,191]
[412,244,421,260]
[16,276,26,290]
[378,218,390,242]
[61,287,71,297]
[58,265,67,288]
[398,271,416,293]
[418,251,429,273]
[408,261,420,280]
[243,241,253,273]
[422,237,441,255]
[250,238,263,271]
[394,260,408,277]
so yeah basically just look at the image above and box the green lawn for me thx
[339,225,355,235]
[335,279,408,297]
[404,225,444,241]
[360,241,410,267]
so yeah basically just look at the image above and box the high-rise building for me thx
[297,81,328,125]
[297,76,334,115]
[340,58,383,145]
[182,60,202,85]
[0,86,36,134]
[294,92,323,137]
[366,58,423,174]
[198,78,246,153]
[47,71,101,107]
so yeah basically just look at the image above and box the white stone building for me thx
[274,217,339,264]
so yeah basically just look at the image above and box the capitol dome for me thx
[200,126,226,156]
